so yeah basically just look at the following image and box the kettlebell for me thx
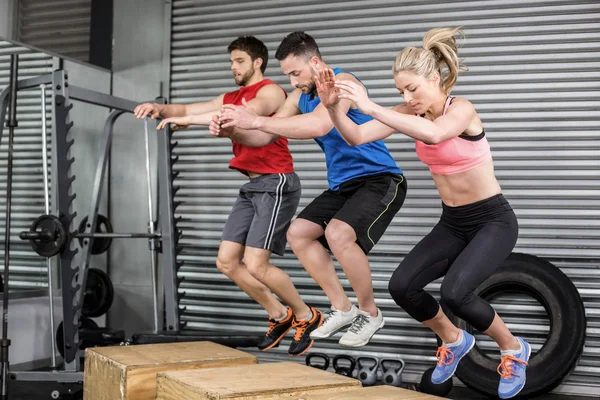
[356,356,379,386]
[332,354,356,377]
[419,366,453,397]
[305,352,329,370]
[381,358,405,387]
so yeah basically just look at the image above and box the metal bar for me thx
[69,86,139,113]
[41,84,50,223]
[11,371,83,383]
[74,110,123,328]
[0,88,8,147]
[156,116,179,331]
[16,74,53,90]
[1,54,18,400]
[51,70,78,373]
[76,232,161,239]
[144,118,159,332]
[78,109,123,263]
[20,230,161,240]
[40,84,57,369]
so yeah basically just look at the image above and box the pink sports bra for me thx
[415,96,491,175]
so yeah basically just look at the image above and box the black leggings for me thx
[388,194,518,332]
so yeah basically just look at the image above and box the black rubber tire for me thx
[419,366,454,397]
[442,253,586,398]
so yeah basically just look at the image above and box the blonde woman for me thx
[315,28,530,399]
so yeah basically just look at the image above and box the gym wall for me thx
[17,0,92,63]
[166,0,600,395]
[0,0,17,40]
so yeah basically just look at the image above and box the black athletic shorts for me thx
[297,172,407,254]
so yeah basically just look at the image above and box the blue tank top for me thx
[298,68,402,190]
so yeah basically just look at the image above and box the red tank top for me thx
[223,79,295,175]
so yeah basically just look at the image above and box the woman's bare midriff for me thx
[431,158,502,207]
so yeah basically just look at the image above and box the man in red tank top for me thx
[135,36,322,356]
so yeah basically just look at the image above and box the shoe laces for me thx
[292,318,309,341]
[265,319,277,336]
[497,355,528,379]
[436,346,455,367]
[348,314,369,334]
[322,308,340,326]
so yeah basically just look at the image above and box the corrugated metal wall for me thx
[0,40,54,289]
[17,0,91,63]
[168,0,600,394]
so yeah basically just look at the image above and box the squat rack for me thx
[0,56,181,383]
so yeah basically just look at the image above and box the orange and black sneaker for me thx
[288,307,324,356]
[258,308,294,351]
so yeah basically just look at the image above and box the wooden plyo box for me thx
[84,341,258,400]
[156,361,362,399]
[298,385,447,399]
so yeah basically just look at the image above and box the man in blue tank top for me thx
[213,32,407,348]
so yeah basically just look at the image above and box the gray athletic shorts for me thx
[221,173,301,256]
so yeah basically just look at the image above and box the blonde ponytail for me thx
[393,27,467,94]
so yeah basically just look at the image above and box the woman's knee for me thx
[440,282,471,315]
[388,269,412,303]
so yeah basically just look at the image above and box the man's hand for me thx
[315,68,341,109]
[134,103,163,119]
[335,80,376,116]
[208,114,235,138]
[219,98,260,130]
[156,116,190,131]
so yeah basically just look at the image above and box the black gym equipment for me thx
[419,367,453,397]
[20,215,68,257]
[332,354,356,377]
[55,318,98,359]
[0,65,179,393]
[82,268,114,318]
[305,353,330,371]
[129,331,261,348]
[19,213,158,257]
[441,253,586,398]
[77,215,114,255]
[56,318,125,360]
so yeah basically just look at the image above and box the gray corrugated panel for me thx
[0,40,54,290]
[17,0,91,63]
[170,0,600,393]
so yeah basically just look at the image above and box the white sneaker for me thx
[338,308,384,347]
[309,305,358,340]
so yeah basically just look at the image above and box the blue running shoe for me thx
[498,337,531,399]
[431,330,476,384]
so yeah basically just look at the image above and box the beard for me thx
[234,67,255,86]
[297,80,317,94]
